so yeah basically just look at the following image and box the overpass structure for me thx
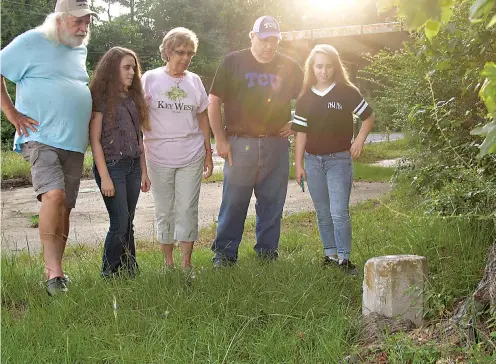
[280,22,410,81]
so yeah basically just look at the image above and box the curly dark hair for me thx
[90,47,150,131]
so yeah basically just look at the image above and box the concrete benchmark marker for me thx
[362,255,428,327]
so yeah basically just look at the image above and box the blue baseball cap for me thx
[252,16,282,40]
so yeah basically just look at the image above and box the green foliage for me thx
[0,0,52,47]
[377,0,496,157]
[365,2,496,216]
[1,79,17,150]
[360,46,430,132]
[471,62,496,156]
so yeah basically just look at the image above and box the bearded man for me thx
[0,0,98,295]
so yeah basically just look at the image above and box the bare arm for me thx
[198,110,212,151]
[0,75,39,136]
[295,132,307,185]
[138,135,150,192]
[350,113,376,158]
[89,112,114,197]
[208,93,232,166]
[208,94,225,143]
[198,109,213,178]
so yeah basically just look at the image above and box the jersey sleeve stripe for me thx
[356,102,369,116]
[353,99,365,114]
[292,117,308,127]
[294,114,307,122]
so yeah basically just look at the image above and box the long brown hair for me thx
[299,44,357,99]
[90,47,150,131]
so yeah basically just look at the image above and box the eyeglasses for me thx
[255,35,279,47]
[173,49,196,57]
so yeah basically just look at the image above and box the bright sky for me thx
[92,0,361,22]
[306,0,358,12]
[94,0,128,21]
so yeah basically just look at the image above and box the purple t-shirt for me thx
[142,68,210,168]
[95,96,141,161]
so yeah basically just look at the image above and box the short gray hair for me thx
[159,27,198,62]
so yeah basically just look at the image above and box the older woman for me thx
[142,27,213,273]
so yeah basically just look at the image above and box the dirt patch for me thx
[1,179,390,253]
[1,177,31,190]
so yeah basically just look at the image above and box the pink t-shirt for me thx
[142,67,210,168]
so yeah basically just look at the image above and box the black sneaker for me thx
[62,274,71,284]
[256,251,279,263]
[46,277,68,296]
[213,257,236,268]
[339,259,359,276]
[322,256,339,267]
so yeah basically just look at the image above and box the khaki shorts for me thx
[21,141,84,209]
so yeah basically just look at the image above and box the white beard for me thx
[60,26,90,48]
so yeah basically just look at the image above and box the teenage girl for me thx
[292,44,376,274]
[89,47,151,278]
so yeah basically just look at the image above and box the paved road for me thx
[365,133,404,143]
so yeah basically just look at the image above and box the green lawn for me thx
[1,150,94,180]
[355,138,410,164]
[2,186,494,363]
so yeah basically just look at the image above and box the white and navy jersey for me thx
[291,82,373,154]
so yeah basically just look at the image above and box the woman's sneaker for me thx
[339,259,359,276]
[46,276,68,296]
[322,256,339,267]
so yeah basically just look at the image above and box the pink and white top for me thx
[142,67,210,168]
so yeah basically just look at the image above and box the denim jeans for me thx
[94,157,141,276]
[305,151,353,260]
[212,136,290,262]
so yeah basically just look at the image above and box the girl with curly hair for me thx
[89,47,151,278]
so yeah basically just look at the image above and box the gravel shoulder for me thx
[1,179,390,253]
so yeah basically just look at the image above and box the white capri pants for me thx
[147,155,204,244]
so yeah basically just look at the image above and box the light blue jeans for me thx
[305,151,353,260]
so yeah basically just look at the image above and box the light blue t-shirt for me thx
[0,29,92,153]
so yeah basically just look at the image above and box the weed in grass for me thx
[29,214,39,228]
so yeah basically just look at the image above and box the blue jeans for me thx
[94,157,141,276]
[212,136,290,262]
[305,151,353,260]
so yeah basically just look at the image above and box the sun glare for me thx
[306,0,358,12]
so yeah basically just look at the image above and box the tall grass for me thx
[2,187,494,363]
[1,150,30,180]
